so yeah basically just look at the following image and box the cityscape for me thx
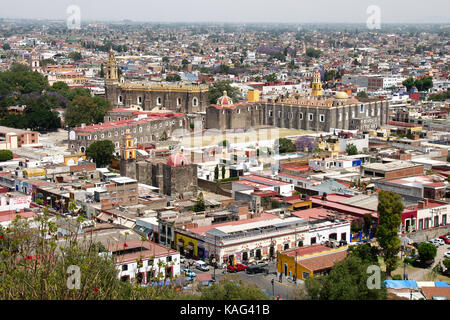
[0,1,449,306]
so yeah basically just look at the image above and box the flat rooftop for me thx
[362,161,422,172]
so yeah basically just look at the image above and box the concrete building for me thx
[361,161,424,179]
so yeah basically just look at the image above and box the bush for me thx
[418,242,437,262]
[0,150,13,162]
[403,257,415,265]
[392,275,403,280]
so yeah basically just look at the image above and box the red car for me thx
[227,263,248,272]
[439,236,450,244]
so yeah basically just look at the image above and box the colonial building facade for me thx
[104,50,209,114]
[206,91,390,132]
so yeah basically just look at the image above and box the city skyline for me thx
[0,0,449,24]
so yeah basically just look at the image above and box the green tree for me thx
[303,255,386,300]
[357,91,368,99]
[443,258,450,273]
[99,63,105,78]
[64,96,111,127]
[208,81,239,105]
[376,190,404,277]
[402,77,415,92]
[2,43,11,50]
[193,192,206,212]
[218,140,230,148]
[418,242,437,263]
[199,278,268,300]
[346,143,358,155]
[0,149,13,161]
[166,74,181,82]
[305,48,322,58]
[265,73,277,82]
[214,165,219,180]
[68,51,83,62]
[274,138,296,154]
[221,166,226,179]
[85,140,115,167]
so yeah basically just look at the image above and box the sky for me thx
[1,0,449,24]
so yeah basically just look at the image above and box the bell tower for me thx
[120,132,137,178]
[105,49,119,84]
[311,71,323,96]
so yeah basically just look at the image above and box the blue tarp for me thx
[435,282,450,287]
[383,280,418,288]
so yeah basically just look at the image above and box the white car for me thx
[433,238,444,246]
[444,252,450,259]
[428,240,440,247]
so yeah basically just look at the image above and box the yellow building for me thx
[64,153,86,166]
[311,71,323,96]
[288,199,312,211]
[23,168,46,178]
[248,90,260,102]
[175,233,199,257]
[277,245,348,281]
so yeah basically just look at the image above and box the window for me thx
[138,96,142,104]
[122,264,128,271]
[419,219,423,230]
[269,110,273,117]
[360,104,364,113]
[299,112,303,120]
[434,216,439,227]
[339,113,342,121]
[311,237,316,244]
[302,272,310,280]
[319,114,325,122]
[108,132,111,137]
[177,98,181,106]
[157,97,162,105]
[371,108,375,117]
[346,111,349,120]
[192,97,198,106]
[278,111,281,118]
[118,96,123,103]
[237,109,240,114]
[308,113,313,121]
[352,110,355,118]
[139,127,142,132]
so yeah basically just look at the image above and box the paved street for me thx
[184,259,301,300]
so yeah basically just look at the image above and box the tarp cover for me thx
[383,280,418,288]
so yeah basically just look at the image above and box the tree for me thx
[418,242,437,263]
[0,149,13,162]
[303,255,386,300]
[64,96,111,127]
[68,51,83,62]
[357,91,368,99]
[295,136,314,152]
[265,73,277,82]
[166,74,181,82]
[193,192,206,212]
[85,140,115,168]
[376,190,404,278]
[99,64,105,78]
[214,165,219,180]
[444,258,450,273]
[2,43,11,50]
[274,138,296,154]
[346,143,358,155]
[208,81,239,105]
[218,140,230,148]
[199,278,268,300]
[305,48,322,58]
[402,77,415,92]
[221,166,226,179]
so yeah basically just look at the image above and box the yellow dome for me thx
[335,91,349,99]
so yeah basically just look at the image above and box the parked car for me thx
[439,236,450,244]
[246,265,266,274]
[250,260,268,267]
[433,238,445,246]
[227,263,248,272]
[194,260,210,271]
[444,252,450,259]
[427,240,440,247]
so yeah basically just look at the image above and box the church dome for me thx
[167,153,190,167]
[217,91,233,106]
[335,91,349,99]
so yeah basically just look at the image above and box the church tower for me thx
[120,132,137,178]
[311,71,323,97]
[30,50,40,72]
[105,49,119,84]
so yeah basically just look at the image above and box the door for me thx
[255,249,262,260]
[242,252,248,262]
[269,246,274,258]
[284,263,288,277]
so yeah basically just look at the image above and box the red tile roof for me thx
[421,287,450,300]
[298,250,348,272]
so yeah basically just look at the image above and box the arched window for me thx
[192,97,198,107]
[157,97,162,105]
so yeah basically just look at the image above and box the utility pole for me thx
[271,278,275,298]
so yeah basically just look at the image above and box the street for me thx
[184,259,301,300]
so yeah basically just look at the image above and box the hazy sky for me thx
[1,0,449,23]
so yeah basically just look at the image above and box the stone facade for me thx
[104,50,209,114]
[68,112,187,154]
[206,94,390,132]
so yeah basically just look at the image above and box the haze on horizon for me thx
[0,0,449,24]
